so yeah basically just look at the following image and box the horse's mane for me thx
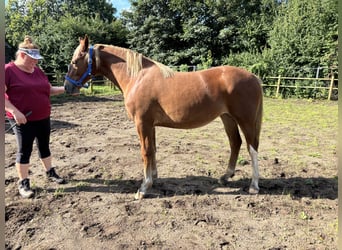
[96,44,174,78]
[126,47,174,78]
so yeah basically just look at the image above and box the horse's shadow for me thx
[46,175,337,200]
[50,119,79,130]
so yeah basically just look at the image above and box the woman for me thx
[5,35,66,198]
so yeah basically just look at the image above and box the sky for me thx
[111,0,131,16]
[4,0,131,16]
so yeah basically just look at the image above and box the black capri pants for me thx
[9,117,51,164]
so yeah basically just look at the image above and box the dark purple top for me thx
[5,62,51,121]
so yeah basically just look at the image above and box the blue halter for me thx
[65,45,94,88]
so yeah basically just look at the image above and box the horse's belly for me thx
[159,119,215,129]
[155,103,224,129]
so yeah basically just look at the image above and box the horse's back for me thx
[208,65,261,88]
[126,64,262,128]
[187,66,262,101]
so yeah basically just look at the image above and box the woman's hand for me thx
[12,110,27,125]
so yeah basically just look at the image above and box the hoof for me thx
[219,176,228,185]
[248,186,259,194]
[135,190,145,200]
[219,173,234,186]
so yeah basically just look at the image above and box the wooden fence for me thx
[263,75,338,100]
[49,72,338,100]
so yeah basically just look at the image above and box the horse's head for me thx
[64,35,94,95]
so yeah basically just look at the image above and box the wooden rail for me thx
[263,75,338,100]
[48,72,338,100]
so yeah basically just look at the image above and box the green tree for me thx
[266,0,338,76]
[58,0,117,23]
[122,0,182,64]
[122,0,277,67]
[37,14,128,73]
[5,0,128,73]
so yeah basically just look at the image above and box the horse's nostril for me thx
[64,84,68,93]
[64,83,72,94]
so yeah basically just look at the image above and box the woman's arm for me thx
[50,86,65,96]
[5,86,27,124]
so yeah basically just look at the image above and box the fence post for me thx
[56,72,61,85]
[328,74,335,100]
[276,75,281,98]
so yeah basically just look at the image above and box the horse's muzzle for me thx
[64,80,80,95]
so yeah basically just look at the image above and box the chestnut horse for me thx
[64,36,263,199]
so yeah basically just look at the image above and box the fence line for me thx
[263,75,338,100]
[48,72,338,100]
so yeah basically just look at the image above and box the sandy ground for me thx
[5,95,337,249]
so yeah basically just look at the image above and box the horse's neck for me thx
[106,64,131,92]
[96,47,131,94]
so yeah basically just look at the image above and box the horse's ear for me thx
[78,35,89,53]
[79,37,84,47]
[84,35,89,51]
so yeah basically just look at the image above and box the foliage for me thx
[266,0,338,76]
[5,0,338,99]
[36,14,127,74]
[122,0,277,66]
[5,0,128,74]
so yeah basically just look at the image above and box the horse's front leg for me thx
[151,127,158,179]
[135,121,156,200]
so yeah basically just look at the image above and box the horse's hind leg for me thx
[135,120,156,199]
[248,144,259,194]
[239,122,260,194]
[219,114,242,185]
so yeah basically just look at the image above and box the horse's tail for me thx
[254,77,263,151]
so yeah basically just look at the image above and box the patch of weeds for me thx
[54,187,65,197]
[237,157,249,166]
[329,144,337,151]
[114,173,124,180]
[75,181,88,191]
[291,155,304,166]
[210,143,222,150]
[308,152,321,158]
[299,211,312,220]
[195,155,208,165]
[30,181,37,189]
[267,148,279,158]
[330,219,338,233]
[309,137,319,147]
